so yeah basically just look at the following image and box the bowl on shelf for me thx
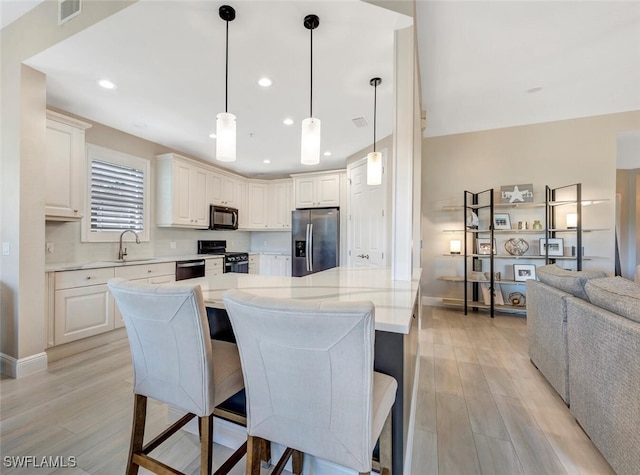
[508,292,526,306]
[504,237,529,256]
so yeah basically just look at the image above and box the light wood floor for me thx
[0,306,615,475]
[411,306,615,475]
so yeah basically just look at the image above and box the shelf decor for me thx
[504,237,529,256]
[500,184,534,203]
[493,213,511,230]
[540,237,564,256]
[514,264,536,281]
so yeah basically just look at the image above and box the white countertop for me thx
[173,266,422,334]
[44,254,222,272]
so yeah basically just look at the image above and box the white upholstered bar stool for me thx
[223,290,398,475]
[108,278,246,475]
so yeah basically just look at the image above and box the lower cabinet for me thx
[249,254,260,274]
[205,257,224,277]
[259,254,291,276]
[54,267,115,345]
[51,262,175,345]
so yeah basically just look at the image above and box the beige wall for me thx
[1,1,136,362]
[421,110,640,304]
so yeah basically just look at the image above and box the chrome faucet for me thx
[118,230,140,261]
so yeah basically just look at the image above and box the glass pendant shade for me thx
[367,151,382,185]
[301,117,321,165]
[216,112,236,162]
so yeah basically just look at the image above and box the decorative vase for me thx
[504,238,529,256]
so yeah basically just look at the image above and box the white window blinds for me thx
[90,159,144,232]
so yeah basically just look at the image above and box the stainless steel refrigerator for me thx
[291,208,339,277]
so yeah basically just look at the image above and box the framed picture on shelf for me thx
[493,213,511,230]
[477,238,496,255]
[514,264,536,281]
[539,238,564,256]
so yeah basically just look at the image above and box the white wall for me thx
[421,110,640,303]
[250,232,291,254]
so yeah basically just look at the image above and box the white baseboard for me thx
[0,352,48,378]
[422,296,445,307]
[168,407,363,474]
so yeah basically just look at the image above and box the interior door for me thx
[347,158,387,267]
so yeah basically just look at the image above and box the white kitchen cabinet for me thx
[247,182,269,228]
[45,110,92,221]
[156,153,210,229]
[248,254,260,274]
[259,254,291,276]
[205,257,224,277]
[210,172,241,208]
[268,180,293,229]
[292,171,341,209]
[54,267,115,345]
[113,262,176,328]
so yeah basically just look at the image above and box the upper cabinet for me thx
[210,172,241,208]
[156,153,210,229]
[292,171,341,208]
[45,111,92,221]
[243,179,293,230]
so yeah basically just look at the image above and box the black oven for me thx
[209,205,238,230]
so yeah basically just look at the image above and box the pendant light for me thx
[216,5,236,162]
[367,77,382,185]
[301,14,321,165]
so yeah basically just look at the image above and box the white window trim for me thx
[82,144,150,243]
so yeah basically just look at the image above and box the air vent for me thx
[352,117,368,128]
[59,0,81,25]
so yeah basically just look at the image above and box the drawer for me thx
[205,257,224,271]
[55,267,115,290]
[115,262,175,280]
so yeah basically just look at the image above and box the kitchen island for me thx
[174,266,422,475]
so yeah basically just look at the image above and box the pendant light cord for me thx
[225,19,229,113]
[373,81,377,153]
[309,27,313,118]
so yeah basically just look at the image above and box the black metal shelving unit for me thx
[545,183,583,270]
[464,189,495,318]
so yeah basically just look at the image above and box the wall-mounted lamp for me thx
[367,77,382,186]
[301,14,321,165]
[449,240,462,254]
[216,5,237,162]
[566,213,578,229]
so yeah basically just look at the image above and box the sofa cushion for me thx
[536,264,607,301]
[585,276,640,324]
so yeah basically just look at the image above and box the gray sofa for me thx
[527,265,640,475]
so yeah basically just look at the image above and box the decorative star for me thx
[509,185,530,203]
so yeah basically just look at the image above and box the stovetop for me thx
[198,240,248,261]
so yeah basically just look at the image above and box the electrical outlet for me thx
[46,242,55,253]
[2,242,9,256]
[170,242,176,249]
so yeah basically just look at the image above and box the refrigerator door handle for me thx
[309,223,314,272]
[306,224,311,272]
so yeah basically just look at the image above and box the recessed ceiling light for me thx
[283,118,294,125]
[258,77,272,87]
[323,151,332,157]
[263,159,271,164]
[98,79,117,90]
[209,133,217,139]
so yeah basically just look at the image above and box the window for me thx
[83,144,150,242]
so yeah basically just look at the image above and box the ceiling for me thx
[21,0,410,178]
[5,1,640,176]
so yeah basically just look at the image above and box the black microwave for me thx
[209,205,238,230]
